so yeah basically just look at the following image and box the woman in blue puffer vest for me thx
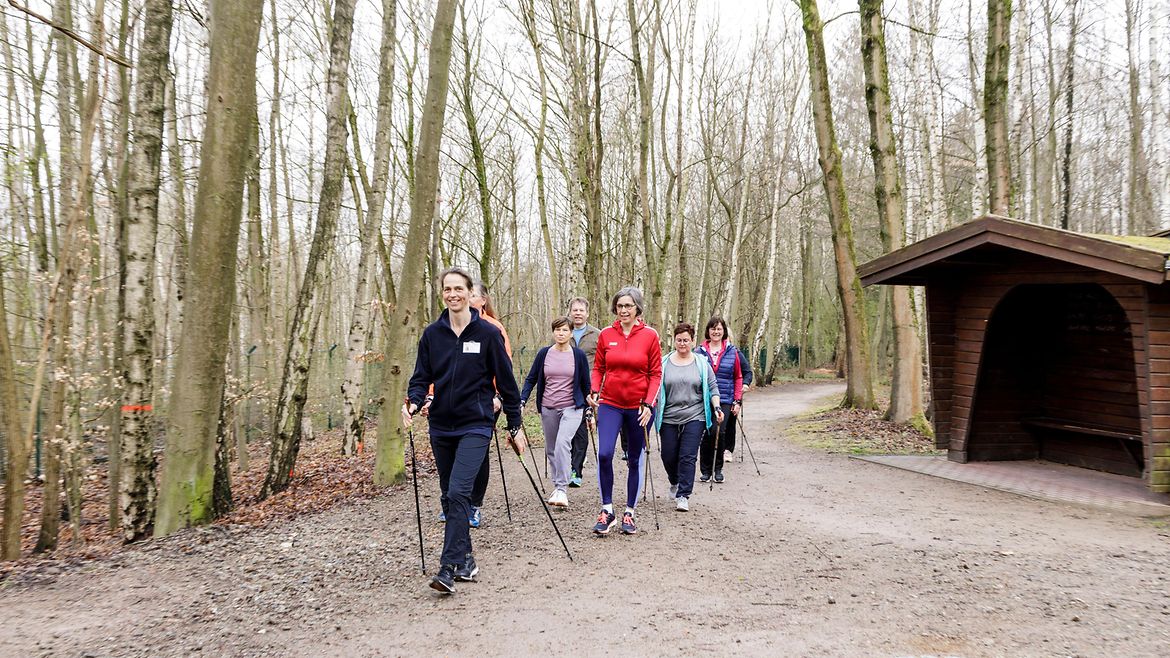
[694,316,754,483]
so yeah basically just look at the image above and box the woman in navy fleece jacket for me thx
[402,267,525,595]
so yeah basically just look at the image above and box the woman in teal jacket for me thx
[654,322,722,511]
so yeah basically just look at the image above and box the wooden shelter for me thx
[859,215,1170,494]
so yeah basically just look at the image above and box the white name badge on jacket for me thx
[463,341,481,354]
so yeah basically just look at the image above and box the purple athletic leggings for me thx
[596,403,652,509]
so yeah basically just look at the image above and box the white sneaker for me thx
[675,496,689,512]
[548,489,569,508]
[669,484,678,498]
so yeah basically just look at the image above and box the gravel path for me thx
[2,381,1169,657]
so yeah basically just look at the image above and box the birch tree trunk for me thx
[519,0,560,314]
[985,0,1013,215]
[859,0,926,428]
[262,0,357,498]
[118,0,173,542]
[1059,0,1078,230]
[154,0,264,536]
[107,0,131,533]
[800,0,875,410]
[341,0,396,456]
[374,0,459,486]
[721,54,759,326]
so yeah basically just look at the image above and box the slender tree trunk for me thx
[0,255,29,560]
[118,0,173,542]
[154,0,264,535]
[1059,0,1077,230]
[262,0,357,498]
[627,0,661,312]
[520,0,560,314]
[107,0,132,533]
[35,0,89,554]
[1125,0,1154,234]
[859,0,925,427]
[722,53,759,325]
[800,0,875,409]
[589,0,604,305]
[374,0,459,485]
[457,7,494,283]
[341,0,397,456]
[985,0,1013,215]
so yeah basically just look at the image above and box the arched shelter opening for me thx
[969,284,1144,477]
[857,215,1170,494]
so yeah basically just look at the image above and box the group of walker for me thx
[402,268,753,594]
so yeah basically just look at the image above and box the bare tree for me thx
[985,0,1012,215]
[0,254,28,560]
[263,0,357,498]
[859,0,926,428]
[154,0,265,535]
[799,0,875,409]
[374,0,460,485]
[117,0,174,542]
[341,0,398,457]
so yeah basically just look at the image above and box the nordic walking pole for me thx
[492,428,513,521]
[513,445,573,561]
[588,417,599,462]
[710,420,722,492]
[642,425,660,530]
[736,414,762,476]
[404,400,426,575]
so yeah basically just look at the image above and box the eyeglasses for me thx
[616,303,636,310]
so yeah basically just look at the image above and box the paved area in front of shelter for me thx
[854,455,1170,517]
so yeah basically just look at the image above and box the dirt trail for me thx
[3,381,1169,657]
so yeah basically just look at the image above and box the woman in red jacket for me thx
[588,286,662,536]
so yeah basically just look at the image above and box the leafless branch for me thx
[7,0,132,68]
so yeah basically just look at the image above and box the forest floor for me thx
[2,380,1170,657]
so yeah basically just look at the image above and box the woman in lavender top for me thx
[520,316,591,508]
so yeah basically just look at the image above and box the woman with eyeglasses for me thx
[587,286,662,536]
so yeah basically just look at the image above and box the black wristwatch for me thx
[640,402,653,411]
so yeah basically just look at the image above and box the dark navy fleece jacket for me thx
[408,308,522,433]
[519,345,591,410]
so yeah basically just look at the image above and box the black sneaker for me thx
[593,509,618,535]
[429,565,456,594]
[620,511,637,535]
[455,555,478,582]
[699,472,711,483]
[714,471,724,483]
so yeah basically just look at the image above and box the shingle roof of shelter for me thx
[858,215,1170,287]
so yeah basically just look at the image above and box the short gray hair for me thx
[610,286,645,316]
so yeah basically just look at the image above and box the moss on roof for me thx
[1085,233,1170,255]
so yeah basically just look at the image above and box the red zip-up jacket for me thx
[591,319,663,409]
